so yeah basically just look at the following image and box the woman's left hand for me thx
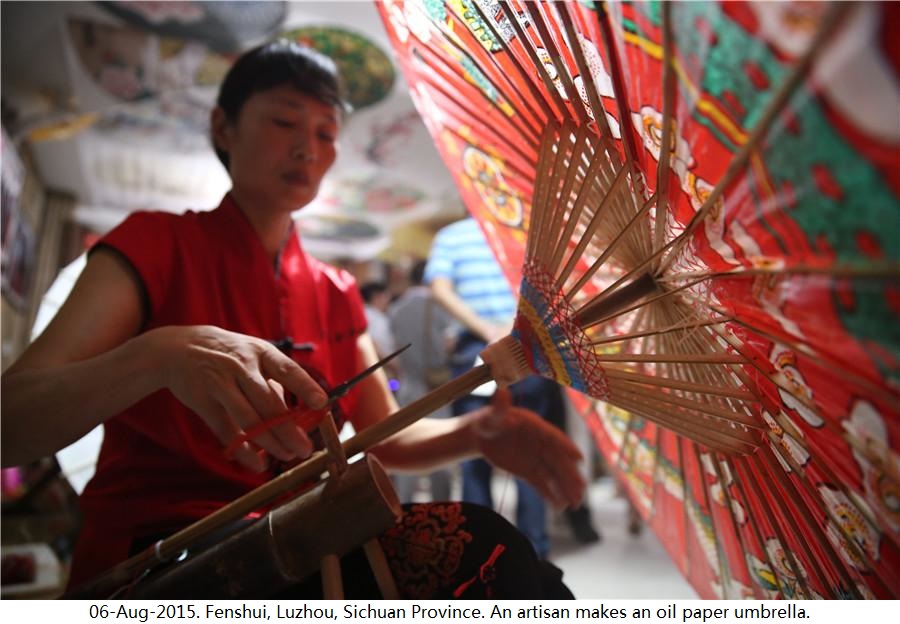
[473,388,586,509]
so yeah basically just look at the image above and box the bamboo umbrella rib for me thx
[547,135,612,270]
[604,367,757,401]
[595,352,745,364]
[711,324,899,484]
[553,164,629,289]
[549,150,626,274]
[537,124,589,261]
[736,458,816,599]
[608,377,758,429]
[554,3,622,160]
[589,315,732,346]
[413,43,539,164]
[611,306,653,471]
[576,272,702,330]
[709,453,764,599]
[608,394,759,455]
[676,435,695,585]
[765,432,898,594]
[768,411,900,552]
[435,1,546,141]
[530,125,566,260]
[653,1,677,263]
[725,456,799,599]
[594,1,642,185]
[610,383,759,434]
[525,1,592,128]
[460,0,560,126]
[657,264,900,282]
[647,410,664,526]
[709,324,822,414]
[658,2,855,275]
[498,1,571,125]
[690,445,735,598]
[707,304,900,404]
[528,124,567,260]
[421,33,542,148]
[757,448,864,598]
[665,308,764,422]
[567,191,657,299]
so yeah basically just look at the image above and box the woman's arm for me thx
[2,248,328,471]
[349,334,586,508]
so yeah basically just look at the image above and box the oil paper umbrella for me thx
[378,0,899,599]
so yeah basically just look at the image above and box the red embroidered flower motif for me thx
[379,503,473,598]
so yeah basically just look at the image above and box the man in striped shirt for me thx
[425,217,560,558]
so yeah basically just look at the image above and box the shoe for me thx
[565,504,601,544]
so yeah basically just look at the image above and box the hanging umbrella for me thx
[97,1,287,54]
[377,0,899,599]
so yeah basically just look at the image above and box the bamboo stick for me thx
[68,365,493,598]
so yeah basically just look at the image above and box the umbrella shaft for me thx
[575,272,657,326]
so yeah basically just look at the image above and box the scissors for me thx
[224,344,410,458]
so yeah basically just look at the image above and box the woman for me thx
[1,41,584,598]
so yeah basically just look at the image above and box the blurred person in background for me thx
[388,259,457,504]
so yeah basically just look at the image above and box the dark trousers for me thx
[451,332,566,558]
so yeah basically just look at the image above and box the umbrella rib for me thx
[669,313,763,427]
[546,132,612,272]
[611,303,651,471]
[530,121,573,262]
[764,432,899,595]
[576,274,692,329]
[538,124,597,265]
[709,454,763,599]
[690,445,734,598]
[727,457,794,599]
[737,458,817,599]
[588,314,732,346]
[658,264,900,282]
[438,0,546,142]
[553,164,629,289]
[676,435,695,584]
[413,43,540,164]
[656,323,762,448]
[607,394,758,455]
[497,0,571,125]
[757,447,864,598]
[554,2,622,159]
[706,303,900,404]
[657,2,855,275]
[594,1,643,190]
[770,413,900,556]
[524,1,592,128]
[604,367,757,402]
[653,0,677,264]
[709,324,900,485]
[567,191,657,299]
[466,0,559,125]
[609,380,759,428]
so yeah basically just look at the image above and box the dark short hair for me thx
[410,259,427,286]
[360,281,389,304]
[213,39,348,169]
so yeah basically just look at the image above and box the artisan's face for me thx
[214,84,340,214]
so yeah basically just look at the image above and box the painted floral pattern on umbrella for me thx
[379,0,900,599]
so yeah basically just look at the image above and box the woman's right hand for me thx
[153,325,329,473]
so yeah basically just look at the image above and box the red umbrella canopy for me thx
[379,0,899,599]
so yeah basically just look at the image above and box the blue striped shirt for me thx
[424,218,516,324]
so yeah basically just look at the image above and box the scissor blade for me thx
[328,343,411,400]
